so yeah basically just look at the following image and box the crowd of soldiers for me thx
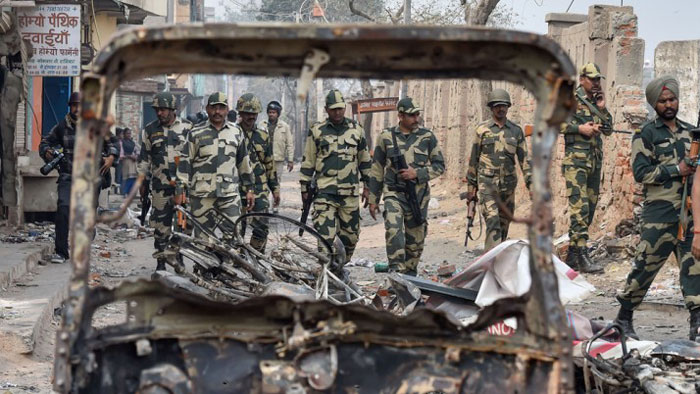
[39,61,700,341]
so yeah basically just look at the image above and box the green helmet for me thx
[325,89,346,109]
[151,92,176,109]
[487,89,511,107]
[236,93,262,114]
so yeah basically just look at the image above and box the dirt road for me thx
[0,169,690,392]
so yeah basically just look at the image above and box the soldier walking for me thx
[300,89,371,268]
[177,92,255,241]
[261,100,294,213]
[464,89,530,252]
[236,93,279,252]
[617,76,700,341]
[368,98,445,275]
[561,63,613,273]
[137,92,191,271]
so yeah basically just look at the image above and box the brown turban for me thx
[645,75,679,106]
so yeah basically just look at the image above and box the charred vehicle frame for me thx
[54,23,578,393]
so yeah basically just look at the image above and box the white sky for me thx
[210,0,700,61]
[505,0,700,62]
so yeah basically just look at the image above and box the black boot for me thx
[578,247,604,274]
[156,258,167,271]
[690,308,700,342]
[614,307,639,340]
[565,246,579,270]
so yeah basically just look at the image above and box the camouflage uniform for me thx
[260,117,294,185]
[237,94,279,252]
[137,93,191,260]
[300,90,371,263]
[177,93,254,242]
[562,84,613,250]
[617,117,700,311]
[466,119,531,251]
[369,98,445,273]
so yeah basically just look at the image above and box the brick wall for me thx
[115,92,143,135]
[367,4,647,241]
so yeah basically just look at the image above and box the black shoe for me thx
[156,258,167,271]
[690,308,700,342]
[614,307,639,340]
[578,248,604,274]
[564,246,579,270]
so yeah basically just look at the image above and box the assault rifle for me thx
[389,132,424,226]
[138,177,151,226]
[299,178,317,236]
[459,191,477,247]
[598,123,633,135]
[678,125,700,241]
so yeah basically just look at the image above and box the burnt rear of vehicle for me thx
[54,24,576,393]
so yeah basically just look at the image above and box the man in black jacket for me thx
[39,92,117,263]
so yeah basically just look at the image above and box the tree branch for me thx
[386,4,404,24]
[348,0,376,22]
[464,0,501,26]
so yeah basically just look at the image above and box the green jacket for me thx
[300,117,371,196]
[632,117,694,223]
[368,125,445,205]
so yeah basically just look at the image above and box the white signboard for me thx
[17,4,81,76]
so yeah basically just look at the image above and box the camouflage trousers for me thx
[563,161,601,247]
[189,195,241,242]
[478,188,516,252]
[383,195,427,273]
[617,221,700,311]
[150,188,176,259]
[312,193,360,264]
[240,191,270,252]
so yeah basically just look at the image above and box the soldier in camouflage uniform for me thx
[465,89,531,252]
[261,100,295,214]
[236,93,279,252]
[137,92,191,271]
[561,63,613,273]
[368,98,445,274]
[616,75,700,341]
[176,92,255,242]
[300,89,371,266]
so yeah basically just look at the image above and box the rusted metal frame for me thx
[97,174,145,223]
[54,74,109,392]
[525,69,577,392]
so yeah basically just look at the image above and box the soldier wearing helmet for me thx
[464,88,531,252]
[235,93,279,252]
[39,91,118,264]
[137,91,192,271]
[300,89,372,270]
[177,92,255,245]
[560,63,613,274]
[260,100,294,212]
[368,97,445,275]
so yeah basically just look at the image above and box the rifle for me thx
[389,131,424,227]
[138,177,151,226]
[459,191,477,247]
[598,124,633,135]
[678,125,700,241]
[299,178,317,236]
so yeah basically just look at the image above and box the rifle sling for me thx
[576,90,609,124]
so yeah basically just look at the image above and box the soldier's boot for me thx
[249,237,266,254]
[578,248,604,274]
[564,246,579,270]
[613,307,639,340]
[690,308,700,342]
[156,258,167,272]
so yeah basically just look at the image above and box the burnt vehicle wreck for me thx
[54,24,581,393]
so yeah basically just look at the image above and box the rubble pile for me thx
[0,223,54,244]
